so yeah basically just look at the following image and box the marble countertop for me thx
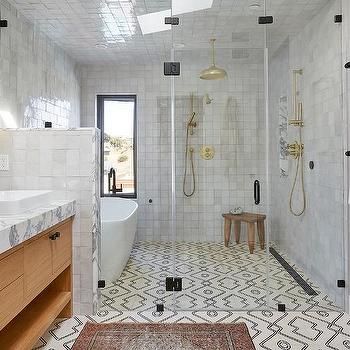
[0,199,76,255]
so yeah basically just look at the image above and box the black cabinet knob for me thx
[49,232,61,240]
[345,151,350,157]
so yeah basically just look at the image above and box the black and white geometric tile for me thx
[33,241,348,349]
[99,241,341,312]
[33,310,350,349]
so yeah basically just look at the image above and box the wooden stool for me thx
[222,212,266,254]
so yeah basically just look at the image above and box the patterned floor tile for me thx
[33,311,350,349]
[32,241,348,349]
[99,241,341,312]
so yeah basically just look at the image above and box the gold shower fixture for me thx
[288,68,306,217]
[287,141,304,159]
[183,93,197,197]
[188,112,197,135]
[200,39,227,80]
[289,69,304,127]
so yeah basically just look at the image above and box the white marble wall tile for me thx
[0,128,100,315]
[0,0,80,129]
[80,59,266,243]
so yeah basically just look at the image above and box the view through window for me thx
[97,95,136,198]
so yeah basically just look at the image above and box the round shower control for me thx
[200,146,215,160]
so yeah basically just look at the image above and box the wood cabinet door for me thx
[24,234,52,300]
[0,277,24,331]
[51,221,72,274]
[0,247,23,291]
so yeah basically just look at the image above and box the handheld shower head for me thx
[188,112,196,125]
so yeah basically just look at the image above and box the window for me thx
[97,95,137,198]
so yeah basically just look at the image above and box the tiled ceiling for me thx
[7,0,329,64]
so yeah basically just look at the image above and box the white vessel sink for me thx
[0,190,53,216]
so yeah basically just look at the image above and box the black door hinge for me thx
[334,15,342,23]
[165,17,179,25]
[278,304,286,312]
[156,304,164,312]
[258,16,273,24]
[98,280,106,288]
[0,20,8,28]
[165,277,182,291]
[164,62,180,76]
[337,280,345,288]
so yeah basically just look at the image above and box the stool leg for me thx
[224,218,232,247]
[257,221,265,250]
[234,221,241,244]
[247,222,255,254]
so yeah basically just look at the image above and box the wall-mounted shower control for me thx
[200,146,215,160]
[287,141,304,159]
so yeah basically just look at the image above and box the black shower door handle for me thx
[254,180,260,205]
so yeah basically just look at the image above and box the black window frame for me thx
[97,94,137,199]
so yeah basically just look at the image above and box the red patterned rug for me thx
[72,323,256,350]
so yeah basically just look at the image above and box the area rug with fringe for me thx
[72,322,256,350]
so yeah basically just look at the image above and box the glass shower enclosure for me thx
[97,0,347,314]
[171,1,268,311]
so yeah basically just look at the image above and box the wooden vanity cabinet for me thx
[0,217,73,350]
[24,233,52,300]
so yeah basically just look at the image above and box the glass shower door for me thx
[170,1,270,311]
[265,0,346,312]
[97,0,174,314]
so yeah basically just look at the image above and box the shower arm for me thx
[211,39,216,66]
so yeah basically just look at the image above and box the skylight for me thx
[172,0,213,15]
[137,0,213,35]
[137,9,171,35]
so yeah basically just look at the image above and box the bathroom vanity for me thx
[0,192,75,349]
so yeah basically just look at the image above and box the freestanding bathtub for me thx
[101,197,138,283]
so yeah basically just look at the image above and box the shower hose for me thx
[183,124,196,197]
[289,128,306,216]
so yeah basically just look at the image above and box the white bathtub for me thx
[101,197,138,282]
